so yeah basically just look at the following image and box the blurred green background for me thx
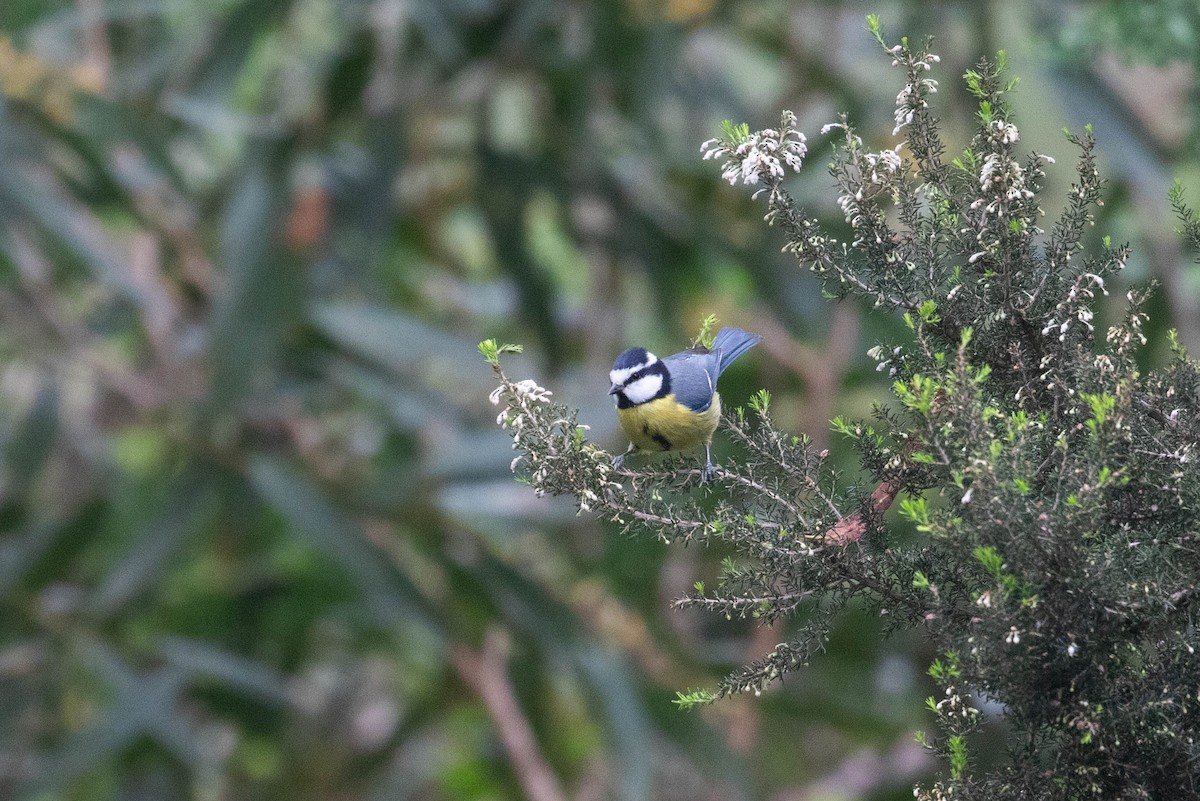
[0,1,1197,799]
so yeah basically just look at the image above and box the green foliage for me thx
[672,689,717,710]
[719,120,752,145]
[478,339,524,367]
[746,388,771,415]
[492,22,1200,801]
[1171,178,1200,256]
[947,734,968,780]
[8,1,1200,799]
[926,652,960,681]
[693,313,720,350]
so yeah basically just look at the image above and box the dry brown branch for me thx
[452,627,567,801]
[823,477,903,545]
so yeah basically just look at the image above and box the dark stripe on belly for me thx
[641,423,671,451]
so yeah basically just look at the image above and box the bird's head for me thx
[609,347,668,408]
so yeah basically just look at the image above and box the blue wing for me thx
[663,350,720,412]
[662,328,760,412]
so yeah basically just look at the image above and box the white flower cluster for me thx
[841,147,905,224]
[489,376,622,509]
[970,121,1037,223]
[934,684,980,723]
[867,344,902,377]
[822,122,906,227]
[489,379,553,470]
[914,785,953,801]
[1041,273,1109,342]
[993,120,1019,144]
[489,378,552,414]
[979,154,1030,200]
[864,148,903,183]
[701,110,808,188]
[1106,289,1147,353]
[889,47,940,135]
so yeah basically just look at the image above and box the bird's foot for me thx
[700,443,717,483]
[612,453,626,470]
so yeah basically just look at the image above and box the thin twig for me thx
[1136,398,1180,429]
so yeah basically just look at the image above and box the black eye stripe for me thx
[628,362,671,394]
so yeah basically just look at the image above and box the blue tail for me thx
[712,327,761,375]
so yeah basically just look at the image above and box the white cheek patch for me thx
[609,353,658,388]
[622,373,664,405]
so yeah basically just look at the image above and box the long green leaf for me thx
[3,381,58,498]
[0,162,146,307]
[310,301,481,376]
[207,148,297,412]
[158,635,291,705]
[246,453,439,637]
[89,465,215,617]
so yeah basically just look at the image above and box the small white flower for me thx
[893,107,915,135]
[993,120,1019,144]
[700,138,726,158]
[1067,642,1079,657]
[514,379,553,402]
[1005,627,1021,645]
[1085,273,1108,295]
[976,589,990,606]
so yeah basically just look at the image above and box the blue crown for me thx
[611,347,652,370]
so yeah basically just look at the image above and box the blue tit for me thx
[608,327,761,478]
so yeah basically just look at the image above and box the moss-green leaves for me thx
[747,388,771,415]
[672,689,717,710]
[694,313,719,349]
[478,338,524,367]
[1080,392,1116,433]
[719,119,751,144]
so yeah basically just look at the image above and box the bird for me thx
[608,327,761,479]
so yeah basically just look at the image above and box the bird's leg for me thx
[612,443,636,471]
[701,442,717,482]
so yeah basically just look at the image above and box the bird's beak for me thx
[608,384,620,396]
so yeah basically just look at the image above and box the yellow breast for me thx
[616,393,722,453]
